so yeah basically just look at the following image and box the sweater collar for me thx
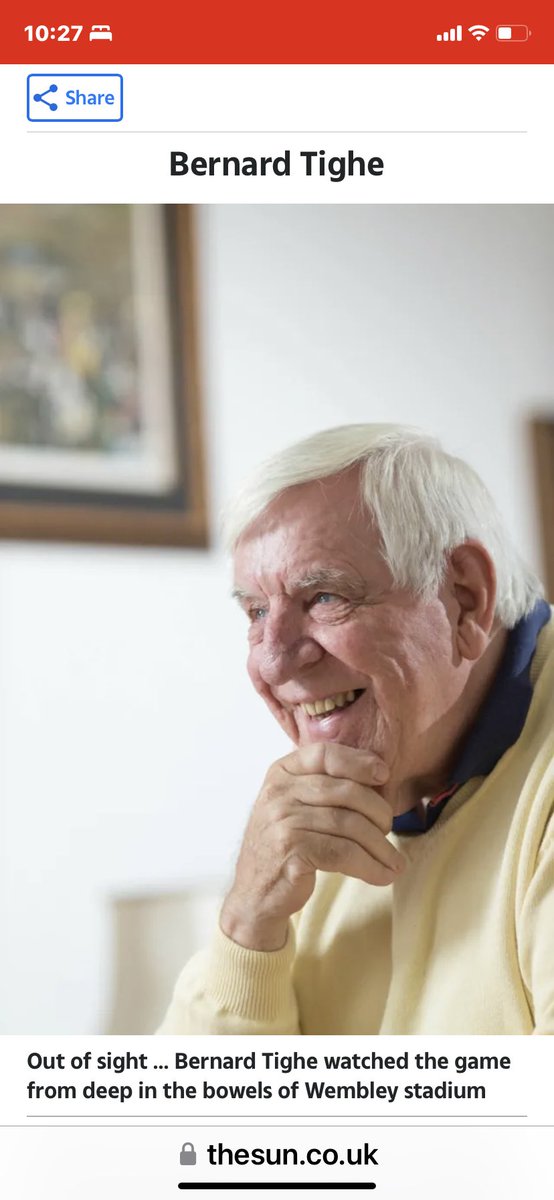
[392,598,552,835]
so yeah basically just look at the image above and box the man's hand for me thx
[219,743,405,951]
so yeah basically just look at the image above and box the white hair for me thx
[223,424,544,628]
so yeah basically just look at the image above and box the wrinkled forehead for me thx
[232,473,383,593]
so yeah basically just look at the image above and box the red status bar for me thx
[4,0,554,63]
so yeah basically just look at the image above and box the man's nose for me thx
[257,609,324,685]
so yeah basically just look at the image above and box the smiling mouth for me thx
[300,689,366,718]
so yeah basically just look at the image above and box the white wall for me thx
[1,204,553,1032]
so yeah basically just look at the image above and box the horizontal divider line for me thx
[3,1123,549,1129]
[25,128,528,135]
[24,1113,528,1119]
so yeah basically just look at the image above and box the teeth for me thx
[301,690,361,717]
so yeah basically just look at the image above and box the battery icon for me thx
[496,24,530,40]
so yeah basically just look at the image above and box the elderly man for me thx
[159,425,553,1034]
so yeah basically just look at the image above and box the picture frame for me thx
[0,205,208,547]
[531,416,554,601]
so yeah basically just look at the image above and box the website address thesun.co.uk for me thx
[206,1143,379,1166]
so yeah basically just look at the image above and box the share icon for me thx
[33,83,58,110]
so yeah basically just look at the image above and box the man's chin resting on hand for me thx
[158,424,554,1035]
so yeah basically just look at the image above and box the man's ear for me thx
[446,540,498,662]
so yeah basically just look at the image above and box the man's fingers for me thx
[283,806,405,873]
[280,741,389,786]
[284,833,400,888]
[272,772,393,834]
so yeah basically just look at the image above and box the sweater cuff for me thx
[205,924,296,1022]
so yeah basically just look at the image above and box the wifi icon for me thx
[468,24,490,40]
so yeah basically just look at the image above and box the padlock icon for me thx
[180,1141,196,1166]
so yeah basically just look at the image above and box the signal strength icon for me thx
[468,24,490,40]
[436,24,462,40]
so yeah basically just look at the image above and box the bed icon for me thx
[89,24,112,40]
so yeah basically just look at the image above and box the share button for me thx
[27,73,123,122]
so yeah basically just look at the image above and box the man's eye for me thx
[248,606,268,622]
[313,592,338,605]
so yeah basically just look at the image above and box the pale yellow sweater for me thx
[159,617,554,1035]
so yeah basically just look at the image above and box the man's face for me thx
[233,469,470,799]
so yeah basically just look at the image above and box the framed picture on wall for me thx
[0,205,208,546]
[531,416,554,602]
